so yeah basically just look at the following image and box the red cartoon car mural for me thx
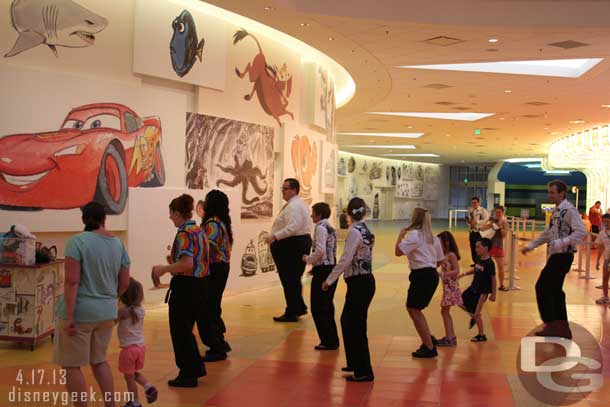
[0,103,164,214]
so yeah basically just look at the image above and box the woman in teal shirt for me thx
[54,202,130,407]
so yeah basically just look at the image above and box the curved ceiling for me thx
[206,0,610,164]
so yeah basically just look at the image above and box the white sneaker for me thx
[595,296,609,304]
[596,284,604,289]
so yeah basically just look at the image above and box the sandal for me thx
[471,334,488,342]
[436,337,457,347]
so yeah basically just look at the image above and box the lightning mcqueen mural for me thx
[0,103,165,214]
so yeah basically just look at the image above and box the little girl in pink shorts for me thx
[118,278,158,406]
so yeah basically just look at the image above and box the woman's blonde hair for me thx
[406,207,434,244]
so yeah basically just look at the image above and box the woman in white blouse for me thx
[395,208,445,358]
[323,197,375,382]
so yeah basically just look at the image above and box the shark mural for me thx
[4,0,108,57]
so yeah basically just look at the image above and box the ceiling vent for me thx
[522,114,544,118]
[452,106,471,111]
[421,36,465,47]
[435,101,456,105]
[548,40,590,50]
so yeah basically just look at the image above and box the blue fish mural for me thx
[169,10,204,77]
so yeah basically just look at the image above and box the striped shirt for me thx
[171,220,209,277]
[204,217,231,264]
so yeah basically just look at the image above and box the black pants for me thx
[197,262,230,353]
[311,265,339,347]
[469,231,482,264]
[168,276,207,378]
[341,274,375,377]
[535,252,574,323]
[270,235,312,317]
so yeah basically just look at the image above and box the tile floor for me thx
[1,221,609,406]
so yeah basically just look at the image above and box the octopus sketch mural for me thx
[233,29,293,126]
[290,135,317,204]
[185,113,274,219]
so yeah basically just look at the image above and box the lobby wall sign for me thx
[4,0,108,57]
[233,29,294,126]
[133,0,227,89]
[185,113,274,220]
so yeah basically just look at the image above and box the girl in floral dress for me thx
[436,231,463,347]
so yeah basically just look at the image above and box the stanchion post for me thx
[449,209,453,229]
[573,238,584,272]
[508,230,520,290]
[580,232,595,280]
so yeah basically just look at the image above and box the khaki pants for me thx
[53,319,114,367]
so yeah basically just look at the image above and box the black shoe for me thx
[346,374,374,382]
[469,318,476,329]
[412,345,438,358]
[168,376,197,387]
[341,366,354,372]
[203,351,227,362]
[273,314,298,322]
[223,341,232,352]
[297,309,308,317]
[314,344,339,351]
[145,386,158,403]
[431,335,438,346]
[471,334,488,342]
[197,364,207,378]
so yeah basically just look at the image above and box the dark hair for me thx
[548,179,568,196]
[169,194,194,219]
[596,201,601,205]
[196,200,205,212]
[471,197,480,202]
[203,189,233,244]
[81,201,106,231]
[312,202,331,219]
[437,231,461,260]
[119,278,144,324]
[495,205,505,213]
[347,197,366,221]
[603,214,610,220]
[477,238,492,251]
[284,178,300,194]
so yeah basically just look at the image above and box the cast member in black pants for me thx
[522,180,585,339]
[396,207,445,358]
[303,202,339,350]
[199,189,233,361]
[324,197,375,382]
[267,178,313,322]
[152,194,209,388]
[466,197,489,265]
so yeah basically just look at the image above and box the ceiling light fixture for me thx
[336,132,423,139]
[544,170,571,175]
[344,145,416,149]
[328,36,335,41]
[602,104,610,108]
[299,22,310,27]
[568,119,585,124]
[368,112,494,121]
[488,38,499,43]
[381,153,440,157]
[399,58,603,78]
[504,90,512,93]
[504,157,542,163]
[264,6,274,11]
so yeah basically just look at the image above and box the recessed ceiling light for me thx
[504,157,542,163]
[345,145,416,149]
[568,119,585,124]
[328,36,335,41]
[499,117,505,120]
[368,112,494,121]
[602,104,610,108]
[524,163,542,168]
[264,6,274,11]
[336,132,424,138]
[504,90,512,93]
[398,58,603,78]
[299,22,309,27]
[545,170,571,175]
[544,127,549,130]
[381,153,440,157]
[488,38,499,43]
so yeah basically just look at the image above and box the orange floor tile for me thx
[1,223,609,406]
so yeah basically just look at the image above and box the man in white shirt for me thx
[466,197,489,266]
[521,180,585,339]
[266,178,312,322]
